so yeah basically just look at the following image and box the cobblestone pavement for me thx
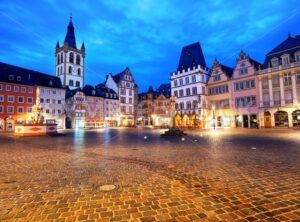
[0,128,299,222]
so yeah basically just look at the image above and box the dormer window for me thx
[271,58,279,67]
[213,75,221,81]
[295,52,300,62]
[281,54,290,65]
[17,76,21,82]
[9,75,14,80]
[239,63,248,75]
[92,90,95,95]
[49,80,53,86]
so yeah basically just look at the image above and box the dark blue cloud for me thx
[1,0,300,91]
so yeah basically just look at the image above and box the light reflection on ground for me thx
[0,128,299,221]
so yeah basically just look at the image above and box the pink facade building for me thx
[231,51,262,128]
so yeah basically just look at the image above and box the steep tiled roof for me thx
[0,62,64,89]
[219,64,234,78]
[112,67,132,84]
[263,35,300,68]
[249,58,263,70]
[64,17,77,49]
[177,42,207,71]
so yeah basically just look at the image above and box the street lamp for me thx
[212,105,215,130]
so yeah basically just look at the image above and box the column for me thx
[291,73,298,105]
[279,74,285,106]
[258,78,263,107]
[268,76,274,107]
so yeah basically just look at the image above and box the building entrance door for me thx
[264,111,271,128]
[243,115,249,128]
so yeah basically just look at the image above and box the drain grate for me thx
[92,183,122,192]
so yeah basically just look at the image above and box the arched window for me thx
[60,53,63,63]
[60,67,62,74]
[68,66,72,74]
[77,68,81,76]
[57,67,59,75]
[76,55,81,65]
[69,52,74,63]
[57,55,60,65]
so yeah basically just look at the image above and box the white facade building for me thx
[170,42,210,127]
[105,68,136,126]
[55,17,85,89]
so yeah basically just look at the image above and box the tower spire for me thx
[64,15,77,49]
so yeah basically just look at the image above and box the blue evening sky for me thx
[1,0,300,92]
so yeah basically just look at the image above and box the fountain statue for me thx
[161,96,186,137]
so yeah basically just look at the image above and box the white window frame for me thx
[17,106,24,113]
[18,96,24,103]
[7,106,14,113]
[8,95,14,103]
[6,85,11,91]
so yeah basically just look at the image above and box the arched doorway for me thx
[65,117,72,129]
[0,118,4,131]
[264,111,271,128]
[274,111,288,127]
[175,114,182,127]
[5,117,14,131]
[183,115,189,127]
[292,110,300,127]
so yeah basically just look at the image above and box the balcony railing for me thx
[258,61,300,75]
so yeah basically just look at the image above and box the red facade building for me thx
[0,65,37,131]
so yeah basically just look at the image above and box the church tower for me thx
[55,16,85,89]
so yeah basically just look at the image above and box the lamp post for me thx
[212,105,215,130]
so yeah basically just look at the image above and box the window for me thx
[129,90,132,96]
[0,95,3,102]
[13,86,19,92]
[186,88,190,96]
[9,75,14,80]
[69,52,74,63]
[27,97,33,104]
[8,96,14,103]
[77,68,81,76]
[295,53,300,62]
[76,55,81,65]
[192,87,197,95]
[185,77,189,84]
[52,99,56,104]
[282,56,289,65]
[120,97,126,104]
[46,99,50,103]
[76,81,80,87]
[17,76,21,82]
[6,85,11,91]
[179,79,183,86]
[17,107,23,113]
[27,107,32,113]
[192,75,196,83]
[213,75,221,81]
[174,80,178,87]
[18,96,24,103]
[271,58,279,67]
[57,55,60,64]
[180,102,184,109]
[61,53,63,63]
[174,90,178,97]
[68,66,72,74]
[58,100,61,104]
[21,87,26,93]
[284,73,292,86]
[69,80,74,86]
[120,89,126,95]
[129,98,133,104]
[0,106,3,113]
[0,84,2,90]
[40,98,44,103]
[46,109,50,114]
[179,89,184,97]
[7,106,14,113]
[28,88,33,93]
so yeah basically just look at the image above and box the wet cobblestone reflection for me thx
[0,128,299,221]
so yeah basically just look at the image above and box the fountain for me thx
[14,105,58,136]
[161,96,186,137]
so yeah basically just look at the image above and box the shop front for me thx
[292,110,300,127]
[274,111,289,127]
